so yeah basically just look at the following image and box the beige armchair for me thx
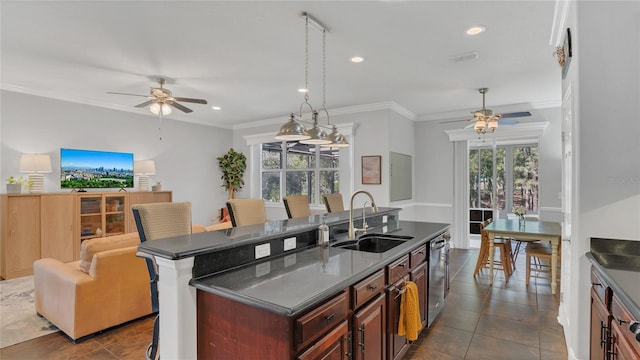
[283,195,311,218]
[227,198,267,226]
[33,233,152,340]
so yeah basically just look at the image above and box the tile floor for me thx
[0,247,567,360]
[405,247,567,360]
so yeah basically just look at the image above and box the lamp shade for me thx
[19,154,52,173]
[134,160,156,175]
[275,114,311,141]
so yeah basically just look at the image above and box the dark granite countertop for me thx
[587,238,640,320]
[191,221,449,317]
[137,207,400,260]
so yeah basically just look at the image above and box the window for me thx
[261,142,340,204]
[469,144,539,214]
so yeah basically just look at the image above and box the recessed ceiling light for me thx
[298,88,309,93]
[212,106,221,110]
[350,56,364,63]
[465,25,486,36]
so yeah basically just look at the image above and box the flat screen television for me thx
[60,148,134,189]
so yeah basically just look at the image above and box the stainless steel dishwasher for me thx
[428,232,450,326]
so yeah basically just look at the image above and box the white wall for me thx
[0,90,233,225]
[563,2,640,359]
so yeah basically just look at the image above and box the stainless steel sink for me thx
[331,234,414,253]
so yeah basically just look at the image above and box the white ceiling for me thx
[1,1,562,129]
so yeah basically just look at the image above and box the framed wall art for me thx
[361,155,381,185]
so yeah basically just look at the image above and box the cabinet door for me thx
[104,194,126,236]
[590,287,610,360]
[297,320,349,360]
[410,262,428,329]
[387,276,410,360]
[41,194,75,262]
[3,196,41,279]
[353,293,386,360]
[611,321,640,360]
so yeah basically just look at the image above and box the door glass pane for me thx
[261,172,280,202]
[469,149,479,208]
[495,148,505,210]
[513,146,539,213]
[479,149,494,208]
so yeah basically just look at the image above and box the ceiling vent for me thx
[452,51,479,63]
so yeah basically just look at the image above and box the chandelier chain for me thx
[304,16,309,103]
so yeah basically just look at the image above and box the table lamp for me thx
[134,160,156,191]
[19,154,52,193]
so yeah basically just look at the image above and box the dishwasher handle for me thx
[431,238,446,250]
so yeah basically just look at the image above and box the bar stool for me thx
[322,193,344,213]
[226,198,267,227]
[473,218,514,280]
[283,195,311,218]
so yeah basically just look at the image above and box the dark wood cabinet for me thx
[297,320,350,360]
[610,295,640,360]
[411,262,428,329]
[353,293,386,360]
[386,276,410,360]
[590,287,611,360]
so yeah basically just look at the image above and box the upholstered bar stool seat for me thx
[322,193,344,213]
[227,198,267,227]
[283,195,311,218]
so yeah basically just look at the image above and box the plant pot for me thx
[6,183,21,194]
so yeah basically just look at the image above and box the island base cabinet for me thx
[197,289,349,360]
[387,276,410,360]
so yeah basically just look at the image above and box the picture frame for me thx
[361,155,381,185]
[561,28,572,79]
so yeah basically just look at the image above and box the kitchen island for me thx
[137,208,450,359]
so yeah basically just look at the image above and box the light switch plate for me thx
[382,215,388,223]
[255,243,271,259]
[284,237,296,251]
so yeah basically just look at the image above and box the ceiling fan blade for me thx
[166,100,193,113]
[107,91,150,98]
[134,100,156,108]
[500,111,531,118]
[439,118,471,124]
[173,97,208,104]
[499,119,519,125]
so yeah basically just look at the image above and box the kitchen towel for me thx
[397,280,422,341]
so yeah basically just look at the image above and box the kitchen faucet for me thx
[348,190,378,240]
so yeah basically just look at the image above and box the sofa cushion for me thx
[80,233,140,273]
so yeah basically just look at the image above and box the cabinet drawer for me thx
[591,268,610,308]
[352,269,385,309]
[387,255,410,285]
[611,295,640,354]
[410,245,427,268]
[296,291,349,351]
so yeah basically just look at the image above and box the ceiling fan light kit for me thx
[274,11,349,148]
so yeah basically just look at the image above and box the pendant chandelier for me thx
[274,12,349,147]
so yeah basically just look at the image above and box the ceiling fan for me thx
[107,78,208,115]
[441,88,531,132]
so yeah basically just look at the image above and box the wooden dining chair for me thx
[473,218,514,280]
[525,241,561,285]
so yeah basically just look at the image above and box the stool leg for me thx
[526,255,531,285]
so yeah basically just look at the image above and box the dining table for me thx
[484,219,562,294]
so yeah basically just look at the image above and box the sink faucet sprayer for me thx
[348,190,378,240]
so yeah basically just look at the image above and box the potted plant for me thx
[6,176,30,194]
[217,148,247,199]
[151,181,162,192]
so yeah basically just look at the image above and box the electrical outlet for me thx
[255,243,270,259]
[284,237,296,251]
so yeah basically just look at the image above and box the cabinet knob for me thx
[367,285,378,292]
[324,313,335,321]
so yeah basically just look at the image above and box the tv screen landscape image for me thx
[60,148,134,189]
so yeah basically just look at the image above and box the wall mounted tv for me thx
[60,148,134,189]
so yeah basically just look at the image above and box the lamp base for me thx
[28,174,44,193]
[139,175,150,192]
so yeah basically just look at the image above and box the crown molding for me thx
[233,101,416,131]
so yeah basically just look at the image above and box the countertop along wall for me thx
[0,90,233,225]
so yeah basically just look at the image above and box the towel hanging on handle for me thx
[397,281,422,341]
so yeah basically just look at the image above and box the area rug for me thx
[0,276,59,348]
